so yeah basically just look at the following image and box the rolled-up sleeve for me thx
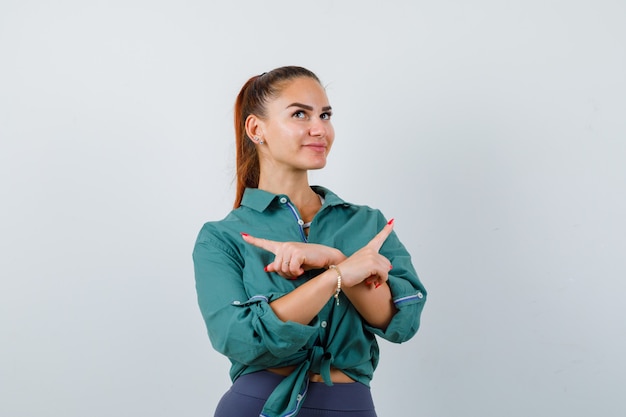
[193,224,318,366]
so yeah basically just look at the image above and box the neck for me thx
[257,170,321,221]
[258,171,313,202]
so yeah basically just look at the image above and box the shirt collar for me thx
[240,186,349,213]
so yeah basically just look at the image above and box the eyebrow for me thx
[286,102,333,112]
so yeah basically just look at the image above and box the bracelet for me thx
[329,265,342,305]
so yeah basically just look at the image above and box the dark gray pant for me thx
[214,370,377,417]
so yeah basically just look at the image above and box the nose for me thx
[309,118,327,137]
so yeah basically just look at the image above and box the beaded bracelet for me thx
[328,265,342,305]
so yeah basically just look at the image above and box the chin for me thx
[308,160,328,170]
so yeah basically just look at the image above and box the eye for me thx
[320,112,332,120]
[292,110,306,119]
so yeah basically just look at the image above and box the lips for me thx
[303,143,327,152]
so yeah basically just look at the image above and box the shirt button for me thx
[417,292,424,299]
[321,321,327,328]
[279,197,287,204]
[232,300,241,305]
[297,219,304,226]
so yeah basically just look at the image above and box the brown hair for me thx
[233,66,321,207]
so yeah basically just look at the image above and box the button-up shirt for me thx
[193,186,427,417]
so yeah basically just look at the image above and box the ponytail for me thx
[233,76,261,208]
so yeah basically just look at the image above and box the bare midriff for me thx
[266,365,355,383]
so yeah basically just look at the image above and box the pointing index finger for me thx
[240,233,279,254]
[367,218,395,252]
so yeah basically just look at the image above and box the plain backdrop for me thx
[1,1,625,416]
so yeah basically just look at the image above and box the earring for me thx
[255,137,264,145]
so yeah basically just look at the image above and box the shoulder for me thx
[193,207,252,256]
[314,186,387,220]
[196,208,246,242]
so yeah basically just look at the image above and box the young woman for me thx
[193,66,427,417]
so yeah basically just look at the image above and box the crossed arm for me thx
[241,220,398,330]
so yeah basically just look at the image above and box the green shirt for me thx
[193,186,426,417]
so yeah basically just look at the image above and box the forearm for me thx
[342,281,397,330]
[269,268,338,325]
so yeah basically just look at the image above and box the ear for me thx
[245,114,265,143]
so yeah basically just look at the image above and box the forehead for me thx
[270,77,329,107]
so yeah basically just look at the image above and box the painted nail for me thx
[240,232,249,237]
[389,265,393,270]
[387,218,395,225]
[263,266,269,272]
[375,282,382,289]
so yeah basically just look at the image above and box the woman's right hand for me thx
[241,233,346,279]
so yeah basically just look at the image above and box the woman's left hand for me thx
[241,233,346,279]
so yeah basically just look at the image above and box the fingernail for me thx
[387,218,395,225]
[389,265,393,270]
[240,232,249,237]
[375,282,382,289]
[263,266,269,272]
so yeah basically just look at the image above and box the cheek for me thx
[280,123,306,139]
[327,126,336,146]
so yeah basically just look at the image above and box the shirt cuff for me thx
[364,277,426,343]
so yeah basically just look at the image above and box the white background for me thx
[1,1,625,416]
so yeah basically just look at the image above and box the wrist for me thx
[331,249,347,266]
[328,264,343,305]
